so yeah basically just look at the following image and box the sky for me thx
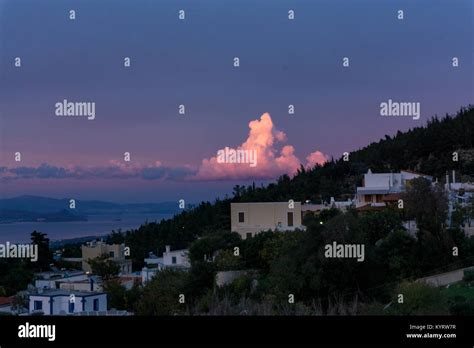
[0,0,472,203]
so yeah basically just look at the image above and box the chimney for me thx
[165,245,170,253]
[452,170,456,184]
[90,278,94,292]
[446,173,450,190]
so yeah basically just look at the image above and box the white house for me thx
[231,202,305,239]
[141,246,190,284]
[163,245,190,268]
[29,290,107,315]
[144,246,190,269]
[356,169,432,208]
[34,271,88,290]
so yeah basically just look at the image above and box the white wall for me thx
[82,294,107,312]
[163,248,190,267]
[29,294,107,315]
[29,295,51,315]
[363,173,393,189]
[231,202,303,239]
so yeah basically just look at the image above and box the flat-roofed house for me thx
[81,241,132,274]
[231,202,304,239]
[141,245,190,284]
[356,169,432,208]
[29,290,107,315]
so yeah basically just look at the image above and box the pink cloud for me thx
[306,151,329,169]
[194,113,327,181]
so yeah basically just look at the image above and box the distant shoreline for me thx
[0,212,174,244]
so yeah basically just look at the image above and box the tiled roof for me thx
[0,297,13,305]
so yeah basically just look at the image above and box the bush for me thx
[386,281,449,315]
[463,269,474,283]
[448,295,474,315]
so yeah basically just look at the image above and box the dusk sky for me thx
[0,0,472,203]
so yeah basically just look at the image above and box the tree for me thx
[402,179,454,272]
[11,292,29,314]
[215,249,243,271]
[0,261,34,296]
[386,281,449,315]
[103,278,141,312]
[188,231,240,265]
[375,230,418,281]
[30,231,52,271]
[185,261,216,307]
[402,178,448,234]
[88,254,120,280]
[136,269,188,315]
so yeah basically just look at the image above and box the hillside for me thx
[105,106,474,267]
[234,106,474,203]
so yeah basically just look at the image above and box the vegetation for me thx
[104,106,474,274]
[0,231,51,296]
[88,254,120,280]
[130,106,474,315]
[133,178,474,315]
[3,106,474,315]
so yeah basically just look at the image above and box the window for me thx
[172,256,177,264]
[69,302,75,313]
[238,212,245,223]
[93,298,99,311]
[34,300,42,311]
[287,212,294,227]
[109,251,115,258]
[246,233,252,239]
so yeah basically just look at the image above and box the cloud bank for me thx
[0,162,194,181]
[1,113,327,182]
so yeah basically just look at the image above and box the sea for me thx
[0,213,174,243]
